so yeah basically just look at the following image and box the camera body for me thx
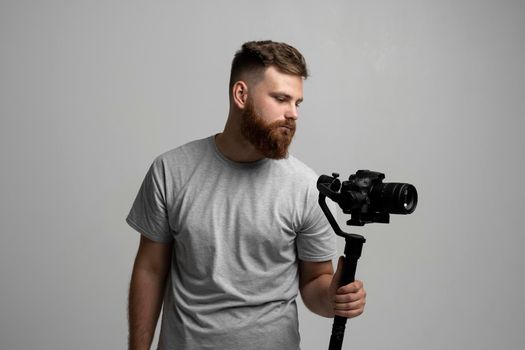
[317,170,417,226]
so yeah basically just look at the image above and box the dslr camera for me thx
[317,170,417,227]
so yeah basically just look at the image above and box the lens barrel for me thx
[371,182,418,214]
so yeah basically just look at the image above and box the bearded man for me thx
[126,40,366,350]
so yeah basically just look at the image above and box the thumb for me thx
[330,256,345,293]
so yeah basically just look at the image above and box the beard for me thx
[240,98,296,160]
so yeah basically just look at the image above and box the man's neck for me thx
[214,129,265,163]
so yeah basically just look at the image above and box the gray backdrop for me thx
[1,0,524,349]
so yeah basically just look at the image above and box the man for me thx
[127,40,366,350]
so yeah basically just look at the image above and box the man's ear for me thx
[232,81,249,109]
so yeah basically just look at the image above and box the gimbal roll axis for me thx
[317,171,418,350]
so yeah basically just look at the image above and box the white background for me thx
[1,1,524,349]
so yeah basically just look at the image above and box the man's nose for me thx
[285,104,299,120]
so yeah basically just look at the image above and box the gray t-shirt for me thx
[126,135,335,350]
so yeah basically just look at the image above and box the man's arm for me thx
[128,235,172,350]
[299,258,366,318]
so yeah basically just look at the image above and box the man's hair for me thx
[229,40,309,95]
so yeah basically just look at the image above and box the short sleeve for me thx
[296,181,336,262]
[126,157,173,243]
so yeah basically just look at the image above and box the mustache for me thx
[270,119,296,130]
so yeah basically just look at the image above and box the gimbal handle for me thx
[318,194,365,350]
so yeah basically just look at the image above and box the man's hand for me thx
[328,256,367,318]
[299,258,366,319]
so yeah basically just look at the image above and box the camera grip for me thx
[328,238,364,350]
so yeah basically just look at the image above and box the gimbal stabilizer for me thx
[317,170,418,350]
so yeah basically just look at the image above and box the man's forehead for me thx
[260,66,304,98]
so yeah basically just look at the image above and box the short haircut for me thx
[229,40,309,95]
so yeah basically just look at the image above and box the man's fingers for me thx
[334,292,363,303]
[336,280,364,294]
[333,299,365,311]
[331,277,366,319]
[334,307,365,318]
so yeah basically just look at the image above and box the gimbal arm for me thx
[318,193,365,350]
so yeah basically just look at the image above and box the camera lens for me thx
[372,183,418,214]
[400,185,417,213]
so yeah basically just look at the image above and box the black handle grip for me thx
[328,238,364,350]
